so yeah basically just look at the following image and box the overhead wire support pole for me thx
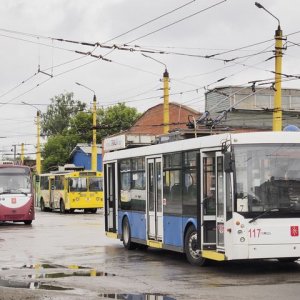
[22,101,41,174]
[21,143,24,165]
[75,82,98,172]
[163,69,170,134]
[142,54,170,134]
[255,2,284,131]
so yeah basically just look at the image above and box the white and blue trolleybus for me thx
[104,132,300,265]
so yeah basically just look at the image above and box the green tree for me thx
[98,103,141,139]
[41,92,86,136]
[41,98,141,171]
[42,134,79,172]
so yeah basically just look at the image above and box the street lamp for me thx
[255,2,283,131]
[142,54,170,134]
[75,82,98,172]
[22,101,42,174]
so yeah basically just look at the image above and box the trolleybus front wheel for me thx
[122,217,137,250]
[24,220,32,225]
[184,225,207,266]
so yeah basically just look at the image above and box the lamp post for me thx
[22,101,41,174]
[142,54,170,134]
[255,2,283,131]
[75,82,98,172]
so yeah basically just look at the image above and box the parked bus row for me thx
[103,131,300,265]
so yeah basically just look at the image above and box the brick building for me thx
[103,103,202,152]
[128,102,201,135]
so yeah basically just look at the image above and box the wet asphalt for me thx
[1,209,300,300]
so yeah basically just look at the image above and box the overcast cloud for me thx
[0,0,300,158]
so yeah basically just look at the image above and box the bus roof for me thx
[103,131,300,162]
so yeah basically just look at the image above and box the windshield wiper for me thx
[0,189,28,196]
[249,208,280,223]
[0,191,12,195]
[13,189,28,196]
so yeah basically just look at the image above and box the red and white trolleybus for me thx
[0,163,35,225]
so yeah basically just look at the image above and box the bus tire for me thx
[184,225,207,266]
[60,200,66,214]
[122,217,137,250]
[90,208,97,214]
[40,199,45,212]
[24,220,32,225]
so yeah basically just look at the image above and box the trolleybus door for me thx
[216,152,225,250]
[201,150,225,250]
[104,162,117,233]
[147,157,163,241]
[49,176,55,209]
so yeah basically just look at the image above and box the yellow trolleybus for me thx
[38,171,103,213]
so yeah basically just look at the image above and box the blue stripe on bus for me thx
[118,210,197,248]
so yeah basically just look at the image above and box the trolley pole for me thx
[91,94,97,172]
[36,110,41,174]
[163,69,170,134]
[255,2,283,131]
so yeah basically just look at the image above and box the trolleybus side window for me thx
[183,151,197,216]
[119,157,146,211]
[54,175,64,190]
[163,152,183,215]
[40,176,49,190]
[226,173,233,220]
[203,156,216,215]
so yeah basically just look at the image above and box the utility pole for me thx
[12,145,16,164]
[22,101,42,174]
[91,94,97,172]
[255,2,283,131]
[273,25,283,131]
[36,110,41,174]
[141,54,170,134]
[21,143,24,165]
[76,82,98,172]
[163,69,170,134]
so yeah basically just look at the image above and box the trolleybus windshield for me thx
[0,167,31,195]
[234,144,300,217]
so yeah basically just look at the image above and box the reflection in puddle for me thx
[21,263,90,270]
[28,270,116,279]
[0,278,73,291]
[100,294,175,300]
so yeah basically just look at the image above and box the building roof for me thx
[69,143,102,158]
[128,102,201,135]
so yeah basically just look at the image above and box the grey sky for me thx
[0,0,300,158]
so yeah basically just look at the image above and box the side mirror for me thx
[224,152,233,173]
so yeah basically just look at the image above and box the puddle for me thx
[0,278,73,291]
[28,270,116,279]
[21,263,90,270]
[99,294,176,300]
